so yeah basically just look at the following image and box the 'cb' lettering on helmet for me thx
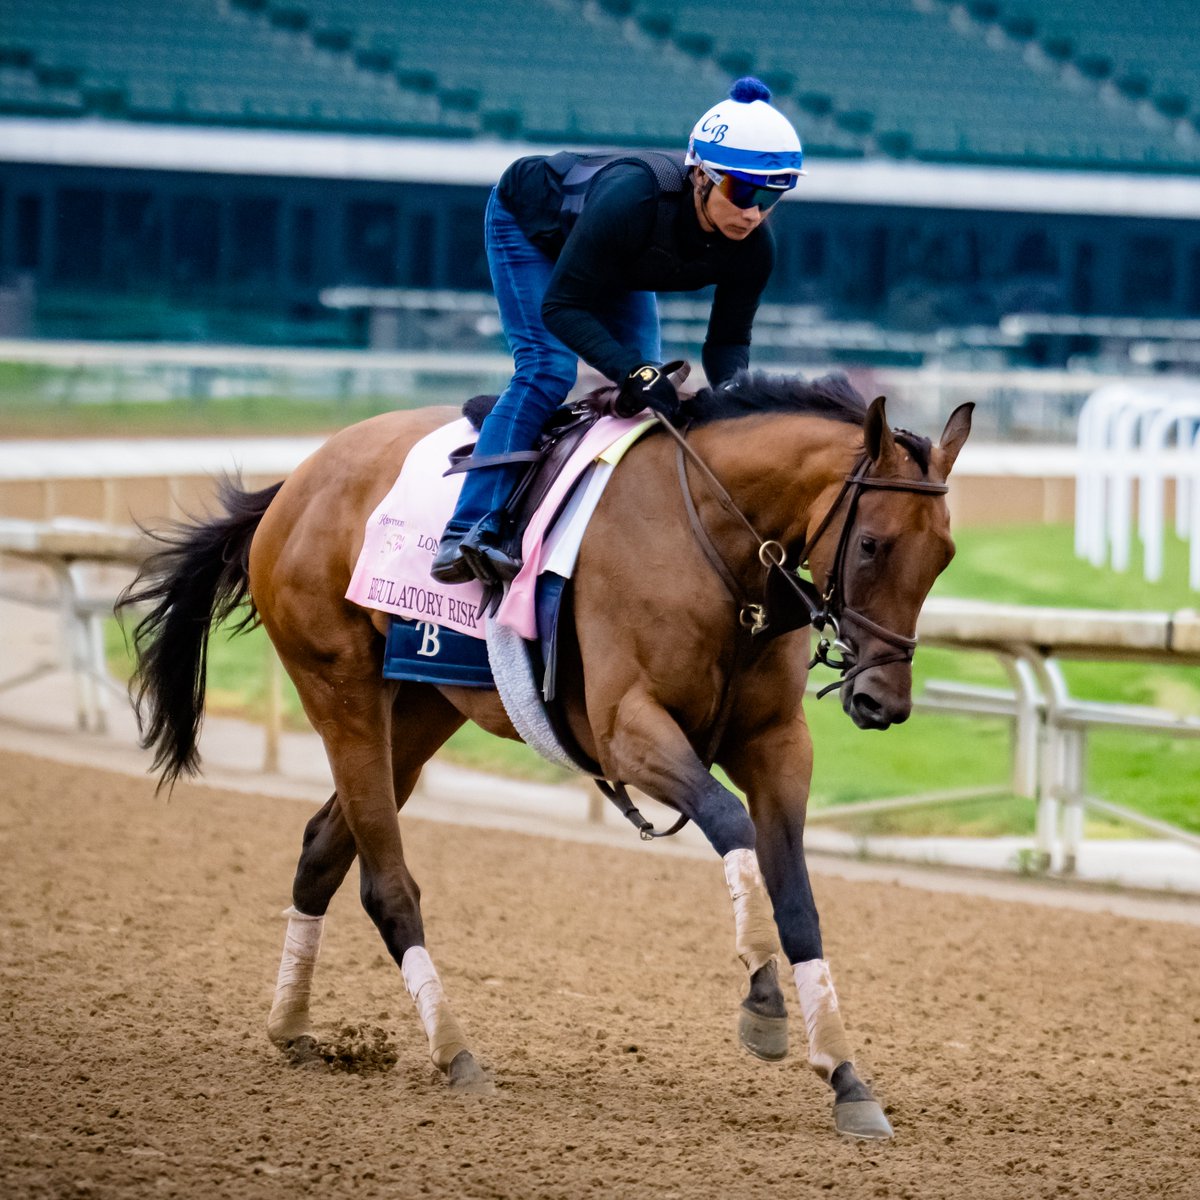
[701,114,728,142]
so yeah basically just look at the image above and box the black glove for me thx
[615,362,681,420]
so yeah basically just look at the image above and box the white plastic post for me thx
[1139,400,1200,581]
[264,643,282,774]
[1060,730,1086,876]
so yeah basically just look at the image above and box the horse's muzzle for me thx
[843,677,912,730]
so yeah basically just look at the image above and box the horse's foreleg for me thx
[723,847,788,1061]
[605,690,759,857]
[600,691,792,1047]
[601,690,787,1054]
[724,717,894,1141]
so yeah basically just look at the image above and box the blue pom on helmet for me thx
[686,76,805,182]
[729,76,772,104]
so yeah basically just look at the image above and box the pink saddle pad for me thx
[346,412,650,639]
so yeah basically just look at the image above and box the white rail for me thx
[0,519,147,734]
[2,518,1196,881]
[1076,381,1200,588]
[916,597,1200,874]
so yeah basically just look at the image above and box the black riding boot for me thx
[429,516,521,586]
[429,522,474,584]
[459,519,521,585]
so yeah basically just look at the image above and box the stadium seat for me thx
[0,0,1197,171]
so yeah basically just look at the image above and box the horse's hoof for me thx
[281,1034,325,1069]
[834,1099,894,1140]
[267,1014,312,1047]
[737,1007,789,1061]
[447,1049,495,1094]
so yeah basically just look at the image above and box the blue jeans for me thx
[446,187,662,537]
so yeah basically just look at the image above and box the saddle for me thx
[445,397,602,609]
[447,362,692,607]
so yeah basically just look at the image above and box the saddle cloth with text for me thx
[345,413,654,641]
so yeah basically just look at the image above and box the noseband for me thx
[659,416,948,698]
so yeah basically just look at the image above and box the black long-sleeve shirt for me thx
[496,156,774,385]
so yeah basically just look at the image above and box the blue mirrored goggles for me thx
[703,166,796,211]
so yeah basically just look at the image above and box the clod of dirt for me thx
[282,1026,399,1074]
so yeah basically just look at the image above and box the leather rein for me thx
[655,413,949,699]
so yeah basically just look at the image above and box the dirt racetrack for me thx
[3,748,1199,1200]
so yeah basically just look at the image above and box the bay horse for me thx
[122,371,971,1140]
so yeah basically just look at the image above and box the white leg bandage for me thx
[722,849,780,976]
[267,906,324,1045]
[793,958,854,1080]
[401,946,470,1071]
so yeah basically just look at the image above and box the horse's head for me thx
[805,397,973,730]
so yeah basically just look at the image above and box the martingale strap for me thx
[596,779,690,840]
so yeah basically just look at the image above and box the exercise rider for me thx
[431,76,805,586]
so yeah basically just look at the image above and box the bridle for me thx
[658,414,949,698]
[797,453,949,696]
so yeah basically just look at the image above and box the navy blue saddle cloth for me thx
[383,573,568,692]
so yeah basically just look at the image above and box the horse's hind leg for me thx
[267,790,357,1046]
[269,712,439,1045]
[384,685,488,1089]
[269,679,484,1087]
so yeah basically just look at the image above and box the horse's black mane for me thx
[689,370,868,427]
[465,370,933,471]
[689,370,932,471]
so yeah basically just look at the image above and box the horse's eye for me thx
[860,536,878,557]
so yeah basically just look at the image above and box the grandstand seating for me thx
[624,0,1200,168]
[0,0,470,134]
[959,0,1200,129]
[0,0,1197,170]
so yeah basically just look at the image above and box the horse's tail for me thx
[118,477,284,791]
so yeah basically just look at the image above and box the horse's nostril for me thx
[850,690,891,730]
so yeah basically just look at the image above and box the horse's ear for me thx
[864,396,897,464]
[937,402,974,476]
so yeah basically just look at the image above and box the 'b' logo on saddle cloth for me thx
[416,622,441,657]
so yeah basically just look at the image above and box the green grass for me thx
[106,518,1200,838]
[800,521,1200,837]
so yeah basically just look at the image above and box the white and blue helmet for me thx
[686,77,805,188]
